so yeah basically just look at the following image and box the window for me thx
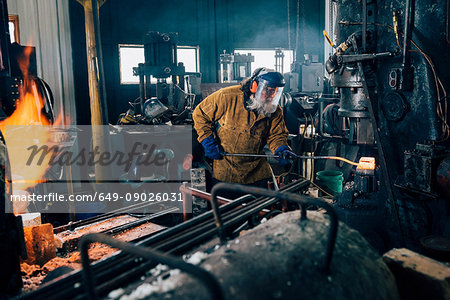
[234,49,294,74]
[118,44,199,84]
[8,15,19,44]
[177,46,199,73]
[119,45,144,84]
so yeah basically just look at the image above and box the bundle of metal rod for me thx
[92,180,310,297]
[19,179,310,300]
[53,200,172,233]
[98,207,179,236]
[180,185,271,215]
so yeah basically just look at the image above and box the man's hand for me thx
[201,135,223,160]
[274,145,296,165]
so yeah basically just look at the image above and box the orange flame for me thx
[0,47,58,213]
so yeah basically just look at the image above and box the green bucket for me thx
[316,170,344,195]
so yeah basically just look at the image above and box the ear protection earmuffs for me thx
[249,67,265,94]
[250,80,258,93]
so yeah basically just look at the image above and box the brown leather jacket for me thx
[193,85,289,184]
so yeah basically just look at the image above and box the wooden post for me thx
[78,0,111,183]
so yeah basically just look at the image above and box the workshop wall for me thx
[7,0,76,124]
[69,0,325,124]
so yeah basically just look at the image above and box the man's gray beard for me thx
[246,97,276,117]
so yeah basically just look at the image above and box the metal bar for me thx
[181,182,189,221]
[137,194,262,251]
[66,164,76,222]
[224,153,279,158]
[214,181,308,228]
[318,99,324,136]
[79,233,223,300]
[208,195,299,240]
[159,196,281,252]
[269,164,279,190]
[224,152,358,165]
[167,184,305,254]
[300,204,307,220]
[165,192,300,254]
[182,185,232,204]
[402,0,412,67]
[99,207,178,235]
[152,207,250,251]
[339,52,392,63]
[136,193,259,247]
[54,201,166,233]
[138,63,145,113]
[211,183,338,271]
[362,0,367,52]
[149,180,310,253]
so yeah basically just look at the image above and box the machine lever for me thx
[337,52,393,64]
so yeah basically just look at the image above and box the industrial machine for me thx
[219,51,254,83]
[281,0,450,253]
[117,31,199,126]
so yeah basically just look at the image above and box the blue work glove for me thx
[201,135,223,160]
[274,145,296,165]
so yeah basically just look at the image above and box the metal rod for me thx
[166,183,306,254]
[211,183,338,271]
[224,153,279,158]
[142,194,264,251]
[99,207,178,235]
[154,203,262,251]
[54,200,167,233]
[224,152,358,164]
[66,164,76,222]
[80,233,223,300]
[164,196,282,253]
[318,99,324,136]
[166,192,302,254]
[180,183,275,217]
[402,0,412,67]
[182,182,189,221]
[339,52,392,63]
[300,204,307,220]
[180,184,232,205]
[362,0,367,52]
[138,63,145,114]
[151,180,310,253]
[269,164,279,190]
[402,0,410,66]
